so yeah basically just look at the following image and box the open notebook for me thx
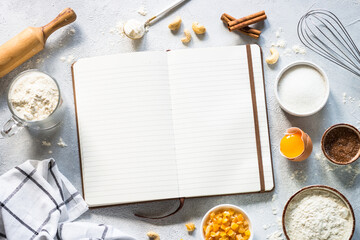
[72,44,274,207]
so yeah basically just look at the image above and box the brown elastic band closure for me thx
[135,198,185,219]
[246,44,265,192]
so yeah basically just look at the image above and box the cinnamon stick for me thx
[221,14,261,35]
[228,11,265,27]
[228,12,267,32]
[221,13,260,39]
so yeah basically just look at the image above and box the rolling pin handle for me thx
[42,8,77,41]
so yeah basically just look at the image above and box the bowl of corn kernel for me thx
[201,204,252,240]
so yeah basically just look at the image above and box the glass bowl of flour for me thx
[275,61,330,117]
[283,185,355,240]
[1,70,64,137]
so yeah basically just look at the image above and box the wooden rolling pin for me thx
[0,8,77,78]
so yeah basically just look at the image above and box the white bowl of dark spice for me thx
[321,123,360,165]
[275,61,329,117]
[283,185,355,240]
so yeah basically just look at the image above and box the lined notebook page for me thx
[73,52,180,207]
[250,45,274,191]
[168,46,261,198]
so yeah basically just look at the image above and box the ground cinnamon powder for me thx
[324,127,360,163]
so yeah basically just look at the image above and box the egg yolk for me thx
[280,133,304,158]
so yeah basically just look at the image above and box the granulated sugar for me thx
[277,65,327,115]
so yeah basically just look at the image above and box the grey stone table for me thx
[1,0,360,239]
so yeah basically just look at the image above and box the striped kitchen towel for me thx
[0,159,135,240]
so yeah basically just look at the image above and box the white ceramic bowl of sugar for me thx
[275,61,330,117]
[282,185,355,240]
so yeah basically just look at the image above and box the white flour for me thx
[123,19,145,39]
[285,189,353,240]
[278,65,327,114]
[9,71,59,121]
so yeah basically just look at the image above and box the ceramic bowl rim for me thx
[274,61,330,117]
[200,204,253,240]
[282,185,355,240]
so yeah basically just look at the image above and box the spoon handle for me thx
[145,0,189,25]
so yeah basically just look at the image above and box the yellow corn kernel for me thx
[227,229,236,238]
[185,222,196,232]
[220,231,227,237]
[245,230,251,236]
[210,212,215,218]
[236,235,243,240]
[238,227,245,234]
[231,222,239,231]
[222,218,229,224]
[213,224,220,232]
[205,225,212,237]
[238,214,244,221]
[221,224,228,231]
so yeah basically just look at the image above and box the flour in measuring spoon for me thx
[9,71,59,121]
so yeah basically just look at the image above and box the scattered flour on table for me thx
[57,138,68,148]
[343,92,347,104]
[267,231,283,240]
[317,151,360,186]
[292,44,306,54]
[285,189,353,240]
[9,71,59,121]
[290,170,307,182]
[284,48,292,56]
[263,224,271,230]
[137,5,147,16]
[270,26,306,56]
[42,141,51,147]
[272,207,278,215]
[109,21,126,37]
[60,55,75,63]
[272,194,277,202]
[272,39,287,48]
[68,28,76,35]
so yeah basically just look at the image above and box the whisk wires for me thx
[298,9,360,77]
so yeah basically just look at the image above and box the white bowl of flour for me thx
[283,185,355,240]
[275,61,329,117]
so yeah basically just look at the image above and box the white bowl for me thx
[201,204,253,240]
[274,61,330,117]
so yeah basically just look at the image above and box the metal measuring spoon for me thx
[124,0,189,40]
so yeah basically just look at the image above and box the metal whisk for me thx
[298,9,360,77]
